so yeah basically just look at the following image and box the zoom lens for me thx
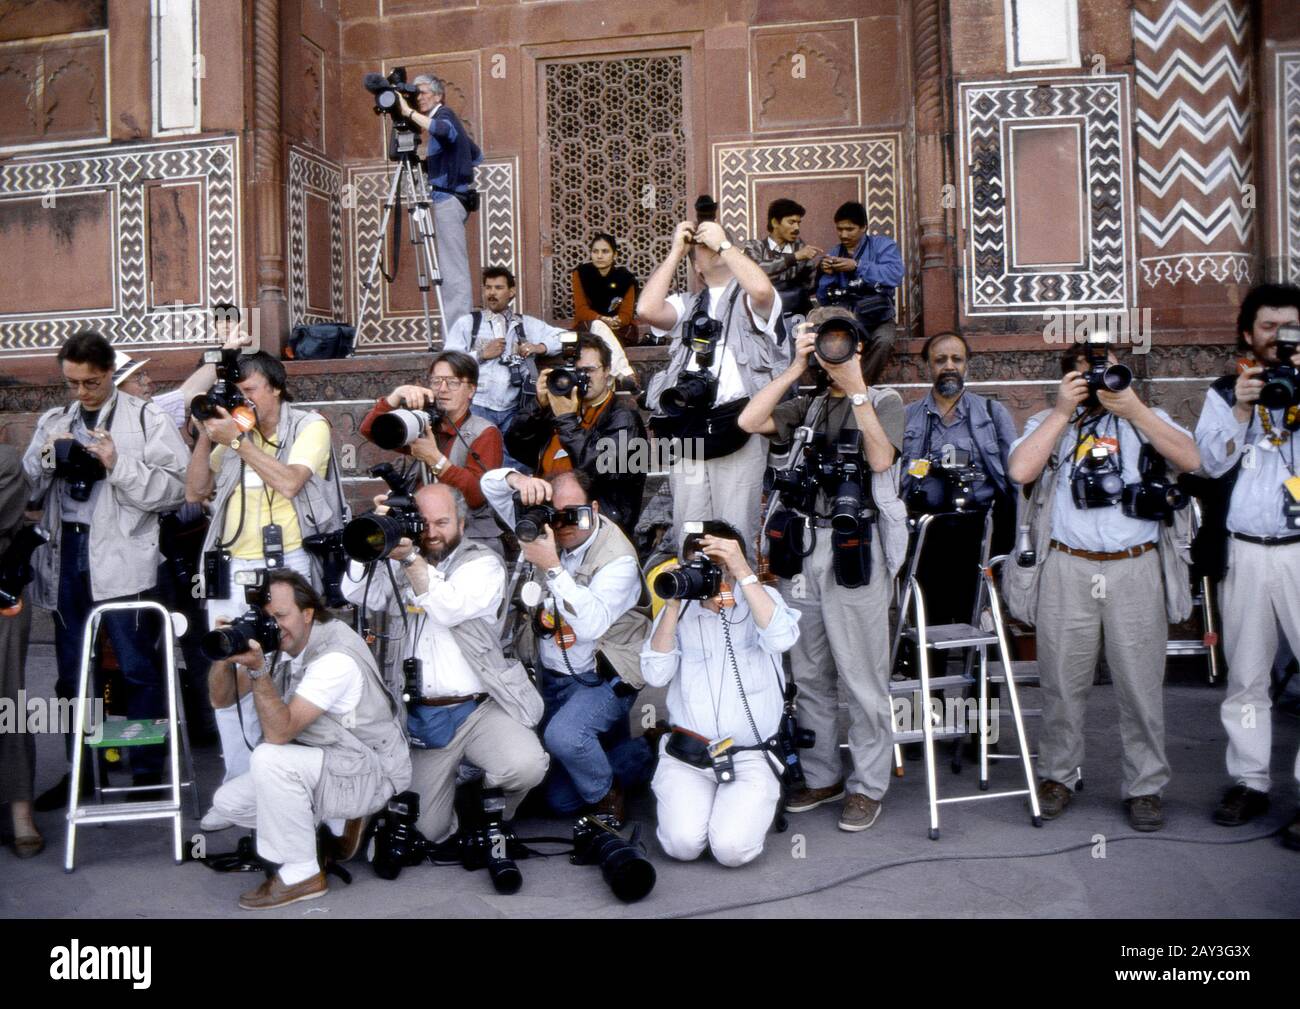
[1102,363,1133,392]
[369,409,432,451]
[814,323,858,365]
[342,513,404,562]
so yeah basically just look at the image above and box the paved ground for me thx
[2,642,1298,919]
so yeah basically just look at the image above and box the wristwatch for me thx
[229,436,243,451]
[718,239,733,253]
[850,392,869,408]
[737,573,759,588]
[545,564,564,581]
[399,554,420,569]
[432,456,450,476]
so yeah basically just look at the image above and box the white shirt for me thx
[766,236,794,255]
[151,389,188,431]
[481,468,643,675]
[341,547,505,698]
[442,309,566,411]
[287,650,364,720]
[649,287,783,406]
[640,587,800,745]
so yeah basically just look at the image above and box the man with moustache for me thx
[740,197,823,335]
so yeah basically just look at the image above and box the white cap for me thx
[111,350,151,386]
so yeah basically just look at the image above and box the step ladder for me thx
[1164,499,1222,684]
[887,512,1042,838]
[65,601,200,872]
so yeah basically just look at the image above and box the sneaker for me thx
[838,793,882,832]
[238,871,327,911]
[1212,784,1270,826]
[1037,779,1073,820]
[1125,794,1165,832]
[785,780,846,813]
[1283,811,1300,851]
[200,808,235,832]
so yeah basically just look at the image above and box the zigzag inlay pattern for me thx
[287,146,345,328]
[1280,52,1300,284]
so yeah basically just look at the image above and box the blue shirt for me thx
[424,105,482,204]
[815,234,905,300]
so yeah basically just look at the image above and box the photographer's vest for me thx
[902,392,1012,500]
[270,619,412,819]
[513,515,651,689]
[440,410,500,543]
[199,404,347,595]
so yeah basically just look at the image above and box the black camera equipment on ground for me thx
[52,439,106,503]
[342,463,425,562]
[369,402,444,451]
[546,331,589,399]
[1082,340,1133,400]
[1122,443,1188,524]
[1259,323,1300,410]
[200,569,280,661]
[571,814,656,903]
[0,525,49,611]
[301,529,350,608]
[1071,441,1126,510]
[190,348,252,423]
[773,682,816,789]
[511,492,594,543]
[905,447,986,515]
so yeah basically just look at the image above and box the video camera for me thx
[369,401,443,451]
[199,569,280,662]
[512,492,595,544]
[905,446,986,515]
[0,526,49,614]
[1122,444,1188,524]
[546,331,589,400]
[53,439,106,503]
[342,463,425,562]
[1259,323,1300,410]
[190,348,256,430]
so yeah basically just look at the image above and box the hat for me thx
[111,350,151,386]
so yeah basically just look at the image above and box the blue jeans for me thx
[54,526,166,777]
[538,666,653,813]
[469,402,526,472]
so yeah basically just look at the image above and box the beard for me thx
[934,372,964,398]
[421,529,463,565]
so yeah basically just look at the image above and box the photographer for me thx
[442,267,566,459]
[740,197,822,326]
[208,571,411,910]
[185,351,346,806]
[482,467,654,824]
[816,201,903,384]
[393,75,482,330]
[642,522,801,866]
[22,330,189,809]
[738,310,909,832]
[902,331,1019,624]
[503,332,647,535]
[360,351,505,553]
[1006,346,1200,832]
[639,217,783,554]
[340,482,548,843]
[1193,282,1300,847]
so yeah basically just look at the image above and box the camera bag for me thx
[831,519,873,588]
[764,508,807,579]
[288,324,356,360]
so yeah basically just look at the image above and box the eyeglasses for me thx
[429,377,465,389]
[64,377,106,391]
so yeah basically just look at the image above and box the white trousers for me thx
[1220,538,1300,793]
[212,742,325,885]
[651,746,780,867]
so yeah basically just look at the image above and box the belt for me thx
[1050,540,1156,562]
[62,522,90,535]
[1230,531,1300,547]
[412,693,487,708]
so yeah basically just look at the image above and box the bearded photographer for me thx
[1194,282,1300,847]
[360,351,505,554]
[901,332,1019,625]
[482,467,654,824]
[639,217,784,553]
[738,310,909,831]
[1006,346,1200,832]
[21,330,189,809]
[185,351,346,814]
[503,332,648,535]
[339,482,548,843]
[208,571,410,910]
[642,522,801,866]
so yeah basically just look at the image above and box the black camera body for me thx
[771,463,821,515]
[1259,325,1300,410]
[342,463,425,562]
[811,430,868,534]
[364,67,421,121]
[1082,341,1133,400]
[571,815,656,904]
[190,348,251,423]
[369,404,443,451]
[653,556,723,601]
[546,332,589,400]
[199,569,280,662]
[822,275,873,308]
[1071,442,1126,510]
[0,525,49,611]
[905,447,985,515]
[301,529,349,608]
[774,684,816,789]
[369,790,427,880]
[1121,444,1188,524]
[512,492,594,543]
[661,310,722,417]
[53,439,106,503]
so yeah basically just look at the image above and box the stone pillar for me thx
[912,0,957,337]
[252,0,288,353]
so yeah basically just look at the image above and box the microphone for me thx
[363,72,388,94]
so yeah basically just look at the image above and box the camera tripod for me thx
[356,129,445,352]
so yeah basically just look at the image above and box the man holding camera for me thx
[360,350,505,554]
[639,217,784,555]
[340,482,548,844]
[1007,346,1200,831]
[186,351,347,809]
[642,521,801,866]
[1194,282,1300,847]
[22,330,189,808]
[738,310,910,831]
[482,467,654,824]
[443,267,566,459]
[740,197,822,327]
[208,571,411,909]
[817,201,904,385]
[503,332,648,535]
[394,75,482,331]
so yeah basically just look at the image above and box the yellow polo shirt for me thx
[210,420,331,559]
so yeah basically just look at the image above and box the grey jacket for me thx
[22,390,189,607]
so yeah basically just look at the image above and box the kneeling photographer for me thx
[642,521,801,866]
[1005,341,1199,833]
[738,309,909,833]
[339,481,548,845]
[504,331,647,536]
[208,571,411,910]
[22,330,189,809]
[482,467,654,825]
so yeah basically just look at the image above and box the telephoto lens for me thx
[814,323,858,365]
[369,406,440,451]
[829,479,863,534]
[571,816,656,903]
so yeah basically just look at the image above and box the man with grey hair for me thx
[340,481,548,843]
[396,76,483,331]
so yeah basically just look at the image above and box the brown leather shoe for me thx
[591,782,625,828]
[838,793,883,832]
[329,818,367,863]
[238,872,327,911]
[1037,779,1073,820]
[13,833,45,859]
[785,780,846,813]
[1125,794,1165,832]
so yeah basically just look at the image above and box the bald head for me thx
[414,482,467,562]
